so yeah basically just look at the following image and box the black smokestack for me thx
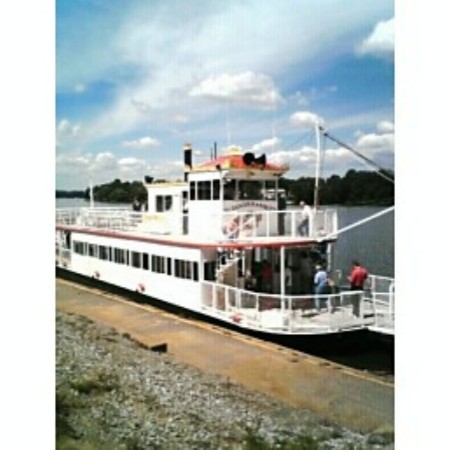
[184,143,192,181]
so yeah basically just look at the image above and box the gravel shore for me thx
[56,310,394,449]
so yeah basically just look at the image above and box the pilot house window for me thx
[156,195,172,212]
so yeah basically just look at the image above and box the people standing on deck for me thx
[297,201,312,236]
[314,264,329,311]
[347,260,368,317]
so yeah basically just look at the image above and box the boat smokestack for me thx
[183,143,192,181]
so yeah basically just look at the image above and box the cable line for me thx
[320,127,395,184]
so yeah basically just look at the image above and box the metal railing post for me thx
[389,282,395,319]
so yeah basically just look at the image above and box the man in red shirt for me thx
[347,260,368,317]
[348,260,368,290]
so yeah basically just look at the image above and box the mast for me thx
[89,180,94,209]
[313,121,322,211]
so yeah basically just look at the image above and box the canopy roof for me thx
[191,147,288,178]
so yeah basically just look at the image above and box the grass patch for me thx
[243,430,321,450]
[70,371,119,395]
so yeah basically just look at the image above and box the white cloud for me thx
[57,119,81,138]
[189,72,283,110]
[251,137,281,153]
[290,87,338,107]
[377,120,395,133]
[290,111,325,128]
[122,136,160,149]
[356,132,394,153]
[357,17,394,59]
[268,146,316,171]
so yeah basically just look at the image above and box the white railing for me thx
[218,208,337,240]
[366,275,395,335]
[55,245,71,268]
[56,207,140,231]
[201,281,368,334]
[56,207,338,241]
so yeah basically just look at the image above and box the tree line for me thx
[280,169,394,206]
[56,170,394,206]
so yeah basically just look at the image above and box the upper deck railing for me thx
[55,206,338,241]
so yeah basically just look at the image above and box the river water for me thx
[56,199,394,278]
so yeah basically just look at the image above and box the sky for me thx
[55,0,394,190]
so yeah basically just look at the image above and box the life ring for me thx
[224,215,240,238]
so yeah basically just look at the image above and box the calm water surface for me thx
[56,199,394,278]
[332,205,394,278]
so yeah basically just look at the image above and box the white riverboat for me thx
[55,141,394,337]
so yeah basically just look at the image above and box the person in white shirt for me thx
[297,201,312,236]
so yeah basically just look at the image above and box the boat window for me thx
[213,179,220,200]
[156,195,172,212]
[88,244,97,258]
[193,262,199,281]
[114,248,126,265]
[224,179,237,200]
[174,259,196,280]
[198,181,211,200]
[143,254,149,270]
[131,251,141,268]
[240,180,263,200]
[73,241,85,255]
[151,255,165,273]
[204,261,216,281]
[99,245,109,260]
[190,181,196,200]
[166,257,172,275]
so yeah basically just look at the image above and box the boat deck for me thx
[55,206,338,245]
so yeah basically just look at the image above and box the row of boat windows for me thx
[189,179,277,201]
[73,241,199,281]
[190,180,221,201]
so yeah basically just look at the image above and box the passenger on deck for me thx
[347,260,368,317]
[347,260,368,290]
[314,264,328,311]
[297,201,312,236]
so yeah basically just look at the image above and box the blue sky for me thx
[56,0,394,190]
